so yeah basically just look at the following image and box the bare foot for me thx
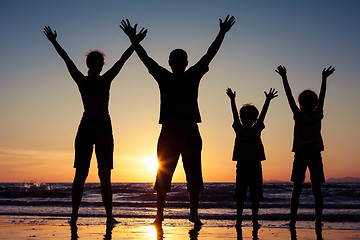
[107,217,120,226]
[69,214,77,226]
[289,220,296,231]
[252,221,261,230]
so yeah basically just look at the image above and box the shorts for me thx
[291,148,325,184]
[235,161,263,202]
[74,119,114,169]
[154,124,204,192]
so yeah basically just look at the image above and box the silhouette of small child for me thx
[275,65,335,232]
[226,88,277,229]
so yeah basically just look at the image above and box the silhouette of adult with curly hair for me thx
[44,25,147,225]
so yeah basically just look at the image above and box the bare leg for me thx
[236,226,243,240]
[189,190,203,225]
[71,168,89,224]
[312,182,323,232]
[98,168,116,224]
[251,201,260,229]
[290,182,303,228]
[153,190,166,225]
[236,201,244,228]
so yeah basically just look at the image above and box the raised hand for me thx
[322,66,335,78]
[275,65,287,78]
[43,26,57,42]
[102,24,147,81]
[136,27,148,42]
[219,15,235,33]
[264,88,278,100]
[226,88,236,100]
[120,19,138,38]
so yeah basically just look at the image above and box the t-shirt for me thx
[232,121,266,162]
[76,75,111,122]
[146,57,209,124]
[292,109,324,152]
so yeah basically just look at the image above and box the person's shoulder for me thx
[188,58,209,73]
[148,57,169,73]
[74,74,87,85]
[232,121,242,131]
[98,73,112,82]
[254,121,265,130]
[313,108,324,119]
[314,107,323,114]
[293,108,302,119]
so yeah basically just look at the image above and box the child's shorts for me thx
[235,161,263,202]
[74,119,114,169]
[291,148,325,184]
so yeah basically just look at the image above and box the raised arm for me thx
[120,19,155,69]
[103,28,147,81]
[275,65,299,113]
[317,66,335,110]
[199,15,235,66]
[226,88,241,126]
[43,26,84,81]
[258,88,278,123]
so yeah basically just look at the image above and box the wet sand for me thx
[1,218,359,240]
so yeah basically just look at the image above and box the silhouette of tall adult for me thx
[120,15,235,226]
[43,26,147,225]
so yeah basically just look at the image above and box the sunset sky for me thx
[0,1,359,183]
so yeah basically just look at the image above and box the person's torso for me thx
[233,122,266,161]
[149,60,209,124]
[292,110,324,152]
[77,75,111,121]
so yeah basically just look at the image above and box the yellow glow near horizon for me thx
[143,156,159,173]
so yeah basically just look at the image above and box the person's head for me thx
[298,89,318,112]
[168,49,188,73]
[85,50,105,76]
[240,104,259,126]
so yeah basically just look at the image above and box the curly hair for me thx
[85,50,106,75]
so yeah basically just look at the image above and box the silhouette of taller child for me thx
[43,26,147,225]
[276,65,335,233]
[120,15,235,226]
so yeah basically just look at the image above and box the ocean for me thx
[0,182,359,230]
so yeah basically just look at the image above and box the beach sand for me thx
[0,217,359,240]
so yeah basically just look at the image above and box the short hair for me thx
[298,89,318,111]
[240,104,259,125]
[169,49,188,64]
[85,49,105,68]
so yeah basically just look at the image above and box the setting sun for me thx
[143,156,159,173]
